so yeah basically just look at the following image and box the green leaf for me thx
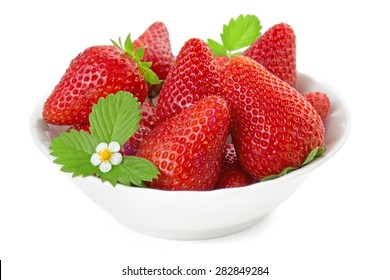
[49,130,98,177]
[49,91,160,187]
[110,34,161,85]
[139,65,161,85]
[207,14,261,57]
[124,34,135,55]
[221,14,261,51]
[135,47,145,61]
[261,145,327,182]
[97,156,159,187]
[140,61,152,68]
[261,166,297,182]
[301,147,319,166]
[110,39,120,49]
[89,91,141,145]
[207,38,227,56]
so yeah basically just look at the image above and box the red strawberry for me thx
[67,123,91,133]
[302,91,330,121]
[214,55,230,70]
[140,100,157,129]
[155,38,221,124]
[220,56,324,180]
[216,144,255,189]
[134,21,174,81]
[136,95,231,191]
[243,23,297,87]
[43,45,148,125]
[120,124,151,156]
[217,167,255,189]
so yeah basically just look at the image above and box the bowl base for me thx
[115,214,268,240]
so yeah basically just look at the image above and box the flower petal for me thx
[99,161,112,173]
[110,153,122,165]
[109,141,121,153]
[90,153,101,166]
[96,142,108,152]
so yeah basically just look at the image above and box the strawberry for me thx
[243,23,297,87]
[302,91,330,121]
[67,123,91,133]
[140,100,157,129]
[217,167,255,189]
[43,35,161,126]
[216,144,255,189]
[220,56,324,180]
[120,124,151,156]
[214,55,230,70]
[136,95,231,191]
[155,38,221,124]
[134,21,174,80]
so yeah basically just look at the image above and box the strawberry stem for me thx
[111,34,161,85]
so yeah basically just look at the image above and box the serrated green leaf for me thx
[207,38,227,56]
[49,91,160,187]
[221,14,261,51]
[89,91,141,145]
[49,130,98,177]
[97,156,159,187]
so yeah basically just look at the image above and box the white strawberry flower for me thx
[90,142,122,173]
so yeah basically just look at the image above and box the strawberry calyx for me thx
[261,145,327,182]
[111,34,161,85]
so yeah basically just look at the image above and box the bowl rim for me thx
[30,72,351,197]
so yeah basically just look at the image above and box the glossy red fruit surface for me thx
[134,21,174,80]
[137,95,230,190]
[220,56,324,180]
[243,23,296,87]
[155,38,220,124]
[43,45,148,125]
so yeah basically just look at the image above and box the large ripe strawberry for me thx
[155,38,221,124]
[43,35,158,125]
[137,95,230,191]
[134,21,174,80]
[220,56,324,180]
[243,23,297,87]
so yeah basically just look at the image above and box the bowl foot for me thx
[114,214,268,240]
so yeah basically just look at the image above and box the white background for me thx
[1,0,389,279]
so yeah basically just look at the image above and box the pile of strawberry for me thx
[43,17,330,191]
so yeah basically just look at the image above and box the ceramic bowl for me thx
[30,72,351,240]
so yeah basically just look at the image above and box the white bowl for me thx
[30,73,351,240]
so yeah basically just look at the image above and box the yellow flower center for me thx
[99,149,112,162]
